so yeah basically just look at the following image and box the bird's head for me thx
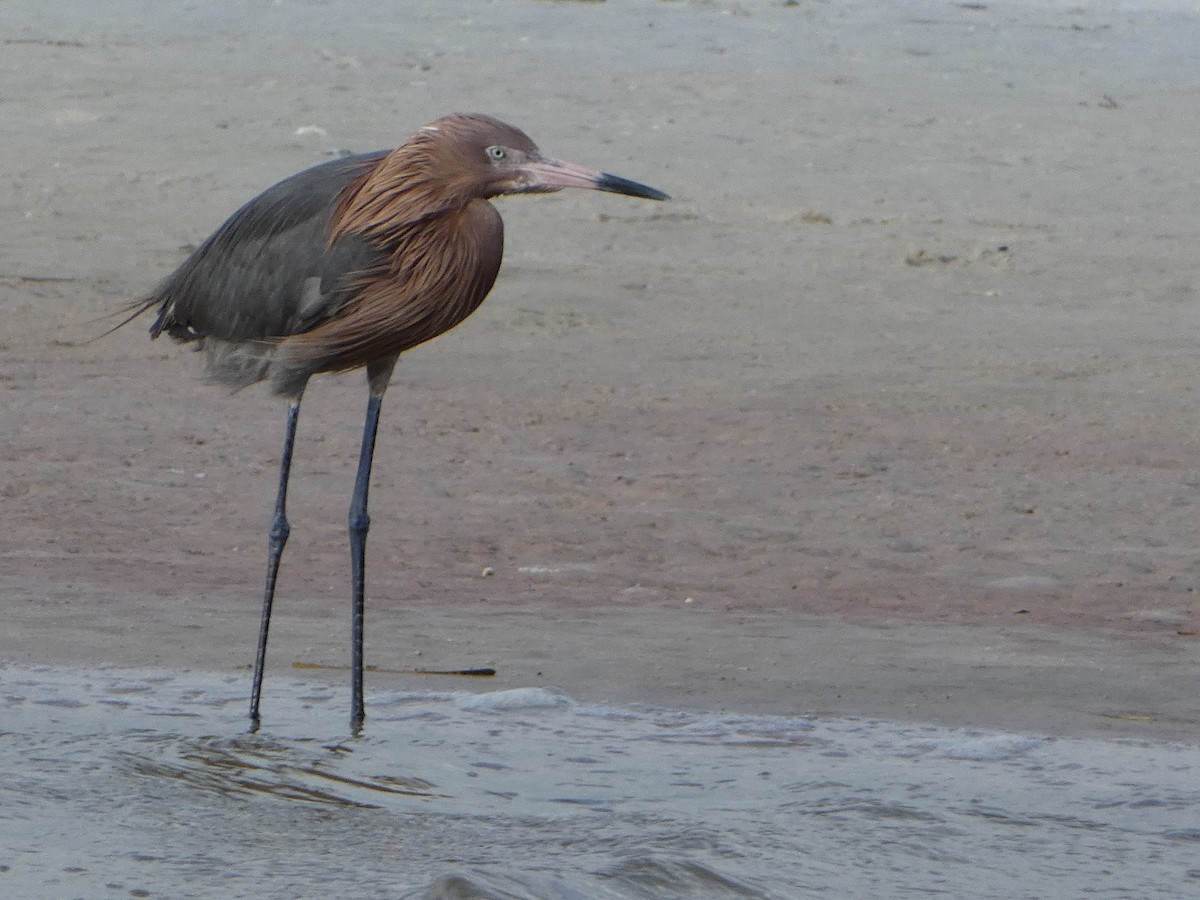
[331,114,668,245]
[414,113,669,203]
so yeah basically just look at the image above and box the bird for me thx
[125,113,668,733]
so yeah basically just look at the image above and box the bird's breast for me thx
[282,199,505,373]
[374,198,504,341]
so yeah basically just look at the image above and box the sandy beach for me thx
[3,0,1199,745]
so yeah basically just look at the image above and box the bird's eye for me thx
[486,145,507,162]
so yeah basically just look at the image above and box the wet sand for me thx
[2,0,1199,742]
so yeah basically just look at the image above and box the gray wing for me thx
[147,151,390,343]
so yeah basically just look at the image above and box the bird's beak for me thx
[520,157,669,201]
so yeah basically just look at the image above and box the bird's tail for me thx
[72,296,163,346]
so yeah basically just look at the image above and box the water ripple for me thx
[0,664,1197,898]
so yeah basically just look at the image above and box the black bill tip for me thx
[596,172,670,202]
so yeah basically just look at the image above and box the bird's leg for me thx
[249,398,302,732]
[348,356,398,734]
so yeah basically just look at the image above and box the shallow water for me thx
[1,665,1197,898]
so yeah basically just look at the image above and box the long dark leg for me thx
[249,399,301,732]
[348,357,397,734]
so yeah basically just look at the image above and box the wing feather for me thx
[146,151,390,343]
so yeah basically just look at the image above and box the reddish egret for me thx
[129,113,667,732]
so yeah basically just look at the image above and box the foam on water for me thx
[1,665,1197,898]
